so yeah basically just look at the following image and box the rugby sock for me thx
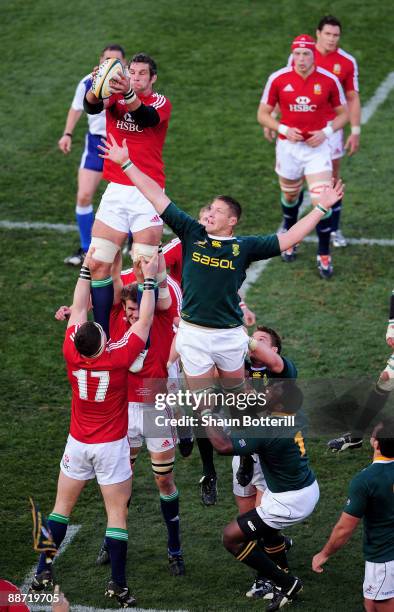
[331,199,342,233]
[160,490,181,555]
[197,437,216,477]
[316,213,332,255]
[263,534,289,570]
[105,528,128,587]
[36,513,69,573]
[280,193,301,230]
[91,277,113,338]
[235,542,294,590]
[76,204,94,252]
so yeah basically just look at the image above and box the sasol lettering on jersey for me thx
[289,96,317,112]
[116,113,143,132]
[192,252,236,269]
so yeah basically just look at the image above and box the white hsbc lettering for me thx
[289,104,317,112]
[289,95,317,112]
[116,113,143,132]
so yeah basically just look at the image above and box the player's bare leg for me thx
[364,597,394,611]
[305,171,334,279]
[278,176,304,262]
[150,447,185,575]
[64,168,102,266]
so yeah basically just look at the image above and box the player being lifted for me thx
[97,133,343,499]
[30,250,158,608]
[258,35,348,278]
[83,53,171,339]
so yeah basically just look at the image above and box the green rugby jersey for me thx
[161,202,280,328]
[231,412,315,493]
[344,458,394,562]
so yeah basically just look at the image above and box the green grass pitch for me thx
[1,0,394,610]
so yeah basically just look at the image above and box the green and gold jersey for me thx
[344,458,394,562]
[161,202,280,328]
[231,413,315,493]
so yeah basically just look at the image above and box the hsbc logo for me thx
[289,95,317,112]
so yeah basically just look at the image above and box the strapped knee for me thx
[90,237,120,263]
[279,179,303,204]
[131,243,159,263]
[152,457,175,476]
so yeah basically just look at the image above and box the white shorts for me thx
[60,434,131,485]
[327,127,345,160]
[364,560,394,600]
[275,138,332,180]
[232,454,267,497]
[128,402,176,453]
[256,479,319,530]
[176,320,249,376]
[95,182,163,234]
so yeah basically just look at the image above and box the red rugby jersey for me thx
[315,47,359,120]
[63,325,145,443]
[261,66,346,139]
[162,237,182,284]
[103,91,171,187]
[112,271,182,403]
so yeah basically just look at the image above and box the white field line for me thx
[19,524,186,612]
[19,525,81,595]
[0,220,172,235]
[361,71,394,124]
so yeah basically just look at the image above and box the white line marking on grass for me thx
[361,71,394,124]
[303,236,394,247]
[19,525,81,595]
[0,220,172,235]
[20,525,184,612]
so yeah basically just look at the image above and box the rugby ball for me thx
[91,58,124,99]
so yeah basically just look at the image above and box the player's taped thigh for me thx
[377,355,394,392]
[151,456,175,476]
[131,243,159,263]
[279,178,303,203]
[90,237,120,263]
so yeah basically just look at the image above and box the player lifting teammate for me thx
[30,250,158,608]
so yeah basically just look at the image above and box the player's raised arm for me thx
[278,180,344,252]
[98,134,171,215]
[130,254,158,343]
[67,251,95,327]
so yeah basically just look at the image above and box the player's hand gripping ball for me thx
[91,58,124,99]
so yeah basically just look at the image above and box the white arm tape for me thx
[351,126,361,135]
[278,123,289,136]
[159,286,170,299]
[322,125,334,138]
